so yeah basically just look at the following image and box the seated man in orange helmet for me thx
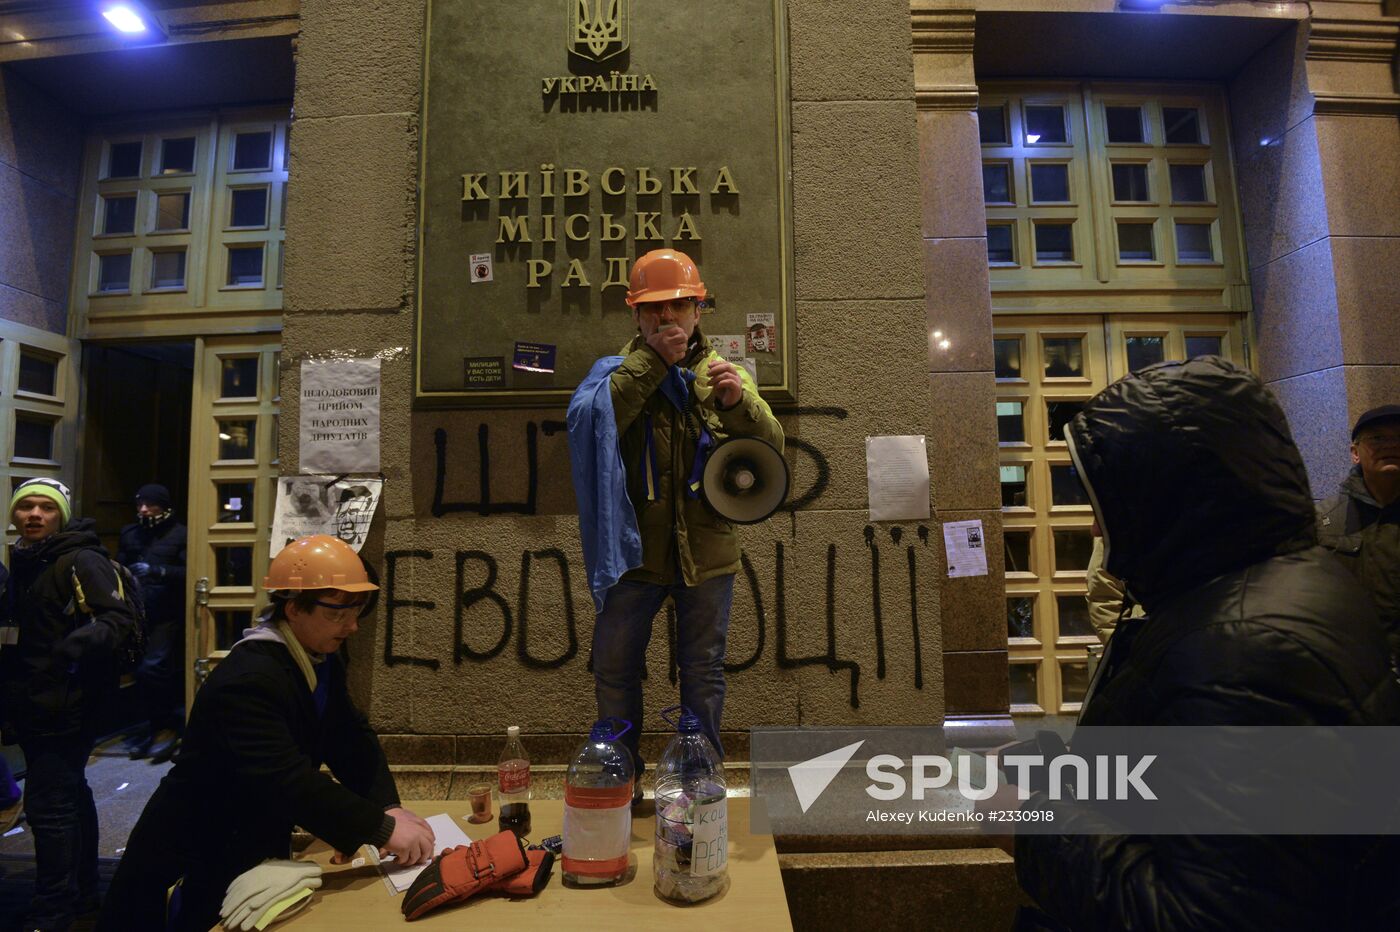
[570,248,784,800]
[98,535,436,931]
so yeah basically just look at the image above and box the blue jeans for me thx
[591,574,734,773]
[20,734,99,929]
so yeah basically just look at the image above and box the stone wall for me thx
[282,0,944,757]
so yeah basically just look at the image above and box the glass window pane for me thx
[1163,107,1201,144]
[1034,223,1074,262]
[14,414,54,459]
[1000,465,1028,508]
[218,418,256,459]
[978,105,1007,145]
[217,481,255,523]
[279,183,288,228]
[1186,335,1223,359]
[155,192,191,231]
[987,224,1014,264]
[1046,400,1084,443]
[1043,337,1084,378]
[1169,163,1207,202]
[994,338,1022,379]
[17,351,57,396]
[1057,597,1095,638]
[1009,663,1039,706]
[215,609,254,651]
[102,195,136,235]
[1053,529,1094,572]
[1030,163,1069,202]
[1111,163,1150,202]
[106,141,141,178]
[221,357,259,398]
[1126,335,1165,371]
[1061,660,1090,704]
[233,131,273,170]
[149,250,186,289]
[1176,223,1213,262]
[1024,105,1066,144]
[982,163,1011,203]
[1117,222,1155,261]
[160,137,196,174]
[215,546,253,587]
[272,413,280,462]
[98,252,132,292]
[1004,530,1033,576]
[1105,106,1144,143]
[230,187,269,228]
[1050,463,1090,506]
[997,401,1026,444]
[1007,596,1035,640]
[277,243,285,288]
[227,245,265,286]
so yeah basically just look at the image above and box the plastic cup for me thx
[467,783,493,824]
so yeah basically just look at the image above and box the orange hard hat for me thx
[625,249,707,307]
[263,534,379,592]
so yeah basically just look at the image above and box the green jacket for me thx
[1318,468,1400,659]
[610,330,784,585]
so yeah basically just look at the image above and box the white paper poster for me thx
[865,435,931,521]
[707,334,745,360]
[299,358,380,474]
[943,519,989,578]
[270,477,383,557]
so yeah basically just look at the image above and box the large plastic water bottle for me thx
[653,705,728,903]
[562,717,635,887]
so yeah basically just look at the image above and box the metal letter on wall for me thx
[415,0,795,407]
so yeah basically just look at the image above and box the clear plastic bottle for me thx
[497,725,531,838]
[653,705,728,903]
[562,718,635,887]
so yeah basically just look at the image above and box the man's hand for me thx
[975,779,1023,856]
[382,807,436,866]
[645,323,688,365]
[129,562,153,579]
[707,358,743,409]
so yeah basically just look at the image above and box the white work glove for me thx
[221,858,323,931]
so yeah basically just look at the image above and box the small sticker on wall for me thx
[513,341,556,373]
[470,253,493,283]
[746,313,777,354]
[708,334,745,360]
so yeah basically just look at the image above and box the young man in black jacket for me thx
[2,478,138,932]
[99,535,435,931]
[117,482,187,762]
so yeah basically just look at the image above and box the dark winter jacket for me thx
[1318,467,1400,659]
[1015,357,1400,931]
[0,519,138,741]
[610,330,784,585]
[118,517,187,626]
[100,637,399,930]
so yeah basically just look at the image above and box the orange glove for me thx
[489,848,555,898]
[401,831,527,921]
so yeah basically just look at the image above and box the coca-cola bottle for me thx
[498,725,532,837]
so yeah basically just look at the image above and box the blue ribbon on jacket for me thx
[568,357,643,612]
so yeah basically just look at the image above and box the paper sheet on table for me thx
[379,813,473,894]
[865,435,931,521]
[942,519,989,578]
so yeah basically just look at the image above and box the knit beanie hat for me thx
[135,483,173,508]
[10,478,73,525]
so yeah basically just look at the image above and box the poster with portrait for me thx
[746,313,777,354]
[270,477,384,557]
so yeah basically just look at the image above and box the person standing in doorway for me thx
[118,483,187,763]
[2,478,139,931]
[568,249,784,803]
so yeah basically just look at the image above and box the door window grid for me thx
[0,326,78,556]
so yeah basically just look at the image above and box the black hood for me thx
[1065,357,1316,611]
[12,518,103,565]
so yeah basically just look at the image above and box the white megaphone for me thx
[700,437,789,524]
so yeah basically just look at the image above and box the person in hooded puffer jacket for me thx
[1009,357,1400,932]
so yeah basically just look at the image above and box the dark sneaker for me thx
[148,735,180,764]
[127,735,153,760]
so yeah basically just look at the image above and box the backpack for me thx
[67,554,148,675]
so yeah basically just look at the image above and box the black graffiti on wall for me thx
[382,525,929,708]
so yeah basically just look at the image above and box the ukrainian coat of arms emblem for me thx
[570,0,629,62]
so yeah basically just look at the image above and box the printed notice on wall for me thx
[942,519,988,578]
[865,435,931,522]
[299,358,380,474]
[270,477,383,557]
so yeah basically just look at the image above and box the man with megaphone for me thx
[567,248,785,803]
